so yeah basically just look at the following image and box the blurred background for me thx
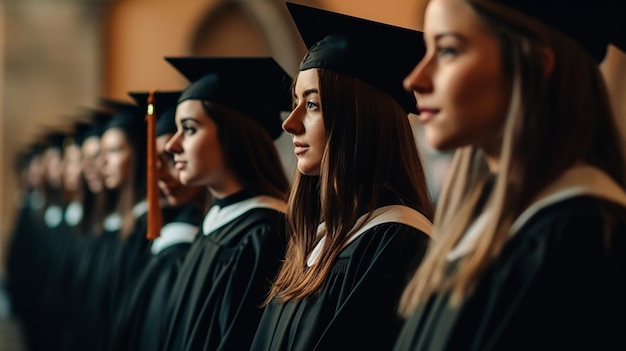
[0,0,624,349]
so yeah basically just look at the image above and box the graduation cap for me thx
[26,140,46,159]
[99,98,145,136]
[488,1,626,62]
[129,90,181,137]
[286,2,425,114]
[164,56,292,140]
[76,108,114,142]
[44,130,67,151]
[72,121,93,147]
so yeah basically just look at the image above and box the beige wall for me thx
[0,0,105,274]
[102,0,426,100]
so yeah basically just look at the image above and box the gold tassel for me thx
[146,88,162,240]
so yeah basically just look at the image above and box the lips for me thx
[161,185,177,196]
[293,141,308,155]
[416,107,439,123]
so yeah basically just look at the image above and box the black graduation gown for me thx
[4,190,47,351]
[110,204,203,351]
[159,195,287,351]
[98,202,151,351]
[63,228,97,351]
[5,191,39,320]
[38,201,85,351]
[393,167,626,351]
[250,205,432,351]
[23,191,66,351]
[69,212,123,351]
[108,211,150,327]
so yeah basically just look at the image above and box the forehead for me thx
[294,69,320,92]
[101,128,129,144]
[424,0,490,36]
[175,99,205,118]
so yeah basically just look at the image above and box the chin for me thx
[297,161,321,176]
[426,132,456,152]
[179,175,202,187]
[166,196,180,206]
[298,168,320,176]
[104,183,116,190]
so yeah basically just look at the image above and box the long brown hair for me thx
[201,101,290,200]
[398,1,626,316]
[107,125,147,240]
[266,69,435,303]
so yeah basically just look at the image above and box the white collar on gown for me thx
[307,205,433,267]
[447,164,626,261]
[202,195,287,236]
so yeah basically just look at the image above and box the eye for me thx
[306,101,320,110]
[182,124,196,135]
[436,46,457,57]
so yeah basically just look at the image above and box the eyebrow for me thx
[179,117,197,124]
[434,32,463,42]
[298,88,319,98]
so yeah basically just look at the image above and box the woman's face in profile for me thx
[403,0,509,154]
[99,128,133,190]
[166,99,227,187]
[156,132,205,206]
[282,68,327,176]
[81,137,103,193]
[63,144,83,193]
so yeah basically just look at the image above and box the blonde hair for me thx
[398,1,626,316]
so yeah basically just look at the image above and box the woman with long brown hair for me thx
[250,3,434,350]
[158,56,292,351]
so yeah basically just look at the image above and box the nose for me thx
[165,131,183,154]
[96,151,107,169]
[403,58,432,96]
[282,108,304,135]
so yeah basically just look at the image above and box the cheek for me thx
[114,152,131,179]
[306,119,326,148]
[447,66,506,125]
[165,166,179,181]
[202,138,223,169]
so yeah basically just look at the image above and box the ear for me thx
[537,46,555,78]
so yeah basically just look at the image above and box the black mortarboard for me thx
[128,91,182,137]
[45,130,67,151]
[164,56,292,140]
[286,2,425,114]
[27,140,46,159]
[99,98,145,136]
[78,108,114,141]
[487,1,625,62]
[72,121,92,147]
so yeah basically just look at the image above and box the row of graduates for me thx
[6,1,626,350]
[5,87,205,351]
